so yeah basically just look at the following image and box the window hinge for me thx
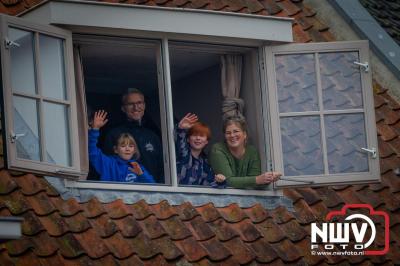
[361,147,377,158]
[10,132,25,143]
[353,61,369,73]
[5,38,20,49]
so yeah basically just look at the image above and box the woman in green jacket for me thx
[209,116,281,189]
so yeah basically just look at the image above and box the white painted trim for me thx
[65,179,282,197]
[21,0,293,42]
[0,217,23,239]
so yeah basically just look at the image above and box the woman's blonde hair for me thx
[115,133,140,160]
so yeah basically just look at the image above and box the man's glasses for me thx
[124,101,144,109]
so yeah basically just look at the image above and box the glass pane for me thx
[43,102,71,166]
[9,28,36,95]
[39,34,66,100]
[13,96,41,161]
[280,116,324,176]
[320,52,363,110]
[275,54,318,113]
[325,114,369,173]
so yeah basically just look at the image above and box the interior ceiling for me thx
[80,45,221,94]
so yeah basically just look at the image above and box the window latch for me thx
[361,147,377,158]
[10,132,25,143]
[5,38,20,49]
[353,61,369,72]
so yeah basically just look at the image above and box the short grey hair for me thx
[121,88,144,105]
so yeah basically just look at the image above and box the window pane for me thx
[320,52,363,110]
[9,28,37,95]
[275,54,318,113]
[280,116,324,176]
[39,34,66,100]
[325,114,368,173]
[13,96,41,161]
[43,102,71,166]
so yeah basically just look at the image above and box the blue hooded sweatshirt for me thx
[89,129,155,183]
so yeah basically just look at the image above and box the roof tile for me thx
[6,251,43,266]
[294,188,322,206]
[388,136,400,154]
[379,156,400,177]
[81,198,107,218]
[355,187,385,208]
[379,138,397,158]
[290,198,318,224]
[202,0,228,11]
[25,192,57,216]
[201,237,232,261]
[37,212,70,236]
[55,233,86,258]
[174,236,208,262]
[294,238,325,266]
[254,218,286,243]
[284,188,303,203]
[74,228,111,258]
[88,213,118,238]
[218,203,248,222]
[102,232,135,259]
[377,187,400,211]
[2,237,33,256]
[173,201,201,221]
[14,174,46,196]
[377,121,398,141]
[0,170,18,195]
[277,0,300,16]
[0,190,32,215]
[128,231,160,259]
[138,214,168,239]
[20,210,45,236]
[229,218,263,242]
[104,199,131,219]
[184,215,215,241]
[113,215,142,237]
[152,235,183,261]
[196,203,221,222]
[208,218,239,241]
[149,200,178,220]
[314,187,345,208]
[308,201,330,221]
[270,206,296,224]
[278,219,307,242]
[242,203,271,223]
[271,239,302,263]
[249,238,279,263]
[30,231,59,257]
[259,0,282,15]
[130,199,153,220]
[160,215,192,240]
[292,23,312,43]
[51,197,83,217]
[223,236,255,264]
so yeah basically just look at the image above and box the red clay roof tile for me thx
[2,236,33,256]
[277,219,307,242]
[270,239,302,262]
[259,0,282,15]
[277,0,300,16]
[229,218,263,242]
[254,218,286,243]
[223,237,255,264]
[102,232,136,259]
[112,215,142,237]
[270,206,296,224]
[138,214,168,239]
[160,215,193,240]
[201,237,232,261]
[294,188,322,206]
[208,218,239,241]
[129,199,153,220]
[174,236,208,262]
[0,170,18,195]
[196,203,222,222]
[149,200,178,220]
[388,136,400,154]
[81,198,107,218]
[74,229,112,258]
[379,138,397,158]
[184,215,215,241]
[242,203,271,223]
[14,174,46,196]
[0,190,32,215]
[291,199,318,224]
[25,192,58,216]
[152,235,183,260]
[249,238,279,263]
[218,203,249,223]
[87,213,119,238]
[314,187,345,209]
[51,197,83,217]
[30,231,59,257]
[173,201,201,221]
[104,199,131,219]
[128,231,160,259]
[20,210,45,236]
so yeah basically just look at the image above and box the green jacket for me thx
[209,142,261,188]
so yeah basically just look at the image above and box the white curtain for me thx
[221,54,244,119]
[73,46,89,179]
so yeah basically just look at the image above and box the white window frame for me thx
[0,14,82,177]
[265,41,380,188]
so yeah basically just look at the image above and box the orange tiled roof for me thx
[0,0,400,265]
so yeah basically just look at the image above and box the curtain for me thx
[221,54,244,119]
[73,46,89,180]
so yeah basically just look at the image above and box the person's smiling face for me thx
[188,134,208,152]
[122,93,145,121]
[224,122,247,149]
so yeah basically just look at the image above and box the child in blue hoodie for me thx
[89,110,155,183]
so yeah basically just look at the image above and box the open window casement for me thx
[0,14,84,178]
[265,41,380,188]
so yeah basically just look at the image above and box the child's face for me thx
[188,134,208,152]
[114,142,135,161]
